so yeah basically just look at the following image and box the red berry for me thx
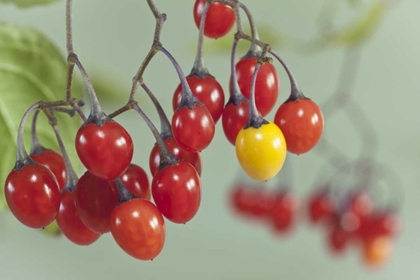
[328,226,350,254]
[110,199,165,261]
[30,149,67,190]
[361,211,400,240]
[152,160,201,224]
[173,75,225,123]
[4,163,60,228]
[231,56,279,117]
[274,98,324,155]
[270,191,298,234]
[229,185,256,215]
[250,189,276,218]
[308,190,335,224]
[56,190,101,246]
[149,137,202,176]
[348,191,372,218]
[222,100,250,146]
[120,164,151,200]
[75,121,133,180]
[193,0,235,39]
[171,104,215,153]
[75,171,119,233]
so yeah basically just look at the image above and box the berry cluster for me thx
[3,0,323,261]
[229,182,298,235]
[308,187,400,267]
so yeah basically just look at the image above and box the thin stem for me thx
[140,82,173,140]
[156,44,201,109]
[129,0,167,101]
[239,2,262,55]
[52,122,79,192]
[132,103,178,169]
[245,58,267,128]
[229,37,246,101]
[15,102,41,168]
[66,0,74,54]
[30,110,44,154]
[69,54,104,119]
[191,0,210,77]
[232,0,244,34]
[269,49,303,100]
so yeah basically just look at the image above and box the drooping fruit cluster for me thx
[307,188,400,268]
[228,180,298,236]
[4,0,324,261]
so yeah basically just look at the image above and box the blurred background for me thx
[0,0,419,279]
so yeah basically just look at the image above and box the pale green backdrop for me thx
[0,1,419,279]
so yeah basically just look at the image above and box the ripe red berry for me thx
[193,0,235,39]
[149,137,202,176]
[308,190,335,224]
[231,56,279,117]
[56,190,101,246]
[171,104,215,153]
[270,191,298,234]
[250,189,276,218]
[152,160,201,224]
[30,149,67,190]
[110,198,165,261]
[75,121,133,180]
[173,75,225,123]
[328,226,350,254]
[229,185,257,215]
[120,164,151,200]
[222,100,250,146]
[75,171,119,233]
[274,98,324,155]
[4,163,60,228]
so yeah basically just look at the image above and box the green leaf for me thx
[0,23,83,210]
[329,0,387,46]
[0,0,58,8]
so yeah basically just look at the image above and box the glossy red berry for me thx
[222,100,250,146]
[75,171,119,233]
[56,190,101,246]
[149,137,202,176]
[110,198,166,261]
[308,190,335,224]
[152,160,201,224]
[274,98,324,155]
[193,0,235,39]
[173,75,225,123]
[4,163,60,228]
[171,104,215,153]
[75,121,133,180]
[30,149,67,190]
[120,164,151,200]
[231,56,279,117]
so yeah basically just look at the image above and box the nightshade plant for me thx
[13,0,399,262]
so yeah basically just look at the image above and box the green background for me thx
[0,0,419,279]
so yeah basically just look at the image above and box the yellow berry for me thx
[235,121,287,181]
